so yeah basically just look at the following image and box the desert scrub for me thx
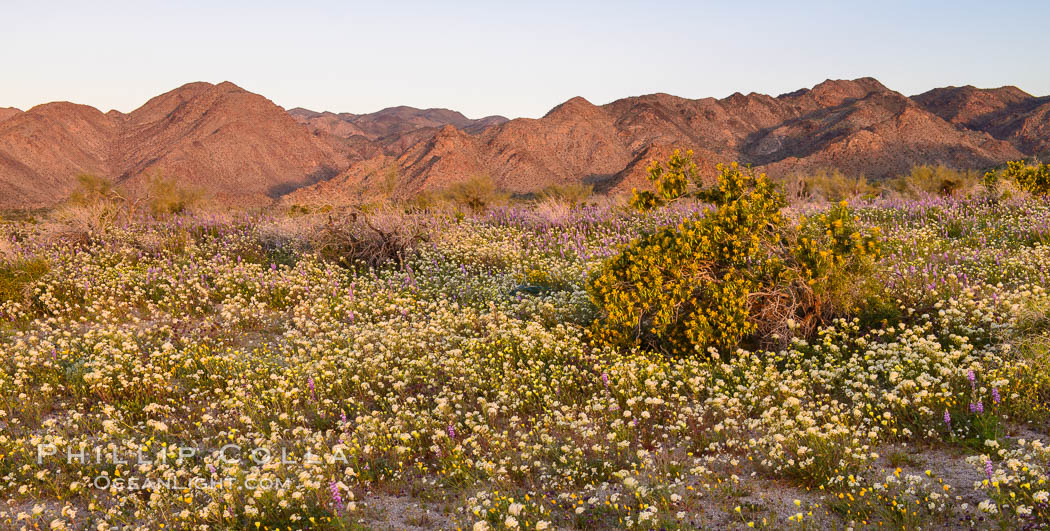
[887,165,984,198]
[0,257,48,305]
[779,168,877,204]
[2,193,1050,529]
[985,160,1050,196]
[588,151,882,357]
[311,208,430,268]
[441,174,508,212]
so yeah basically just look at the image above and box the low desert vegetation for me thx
[0,256,48,306]
[778,164,1015,205]
[0,156,1048,529]
[47,173,204,241]
[440,174,509,212]
[779,168,878,203]
[885,164,985,198]
[591,152,880,356]
[539,182,593,207]
[985,159,1050,197]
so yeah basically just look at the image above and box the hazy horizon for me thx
[3,0,1049,119]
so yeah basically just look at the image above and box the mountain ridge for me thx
[1,78,1047,209]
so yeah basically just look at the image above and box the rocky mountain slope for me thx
[286,78,1035,203]
[914,85,1050,155]
[288,106,508,140]
[0,108,21,123]
[0,82,344,208]
[2,78,1047,209]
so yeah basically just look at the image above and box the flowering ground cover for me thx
[0,196,1048,530]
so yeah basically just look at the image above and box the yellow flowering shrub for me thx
[984,160,1050,196]
[588,151,882,357]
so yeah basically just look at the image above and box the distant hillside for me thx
[286,78,1034,204]
[0,82,343,208]
[288,106,508,140]
[1,78,1048,209]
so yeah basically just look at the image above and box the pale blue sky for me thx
[2,0,1048,119]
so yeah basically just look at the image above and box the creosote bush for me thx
[441,174,507,212]
[887,165,983,198]
[48,174,202,242]
[779,169,877,204]
[143,174,201,216]
[539,182,593,207]
[588,150,882,357]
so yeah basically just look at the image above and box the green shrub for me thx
[539,182,592,207]
[512,267,573,294]
[441,175,506,212]
[588,151,882,357]
[145,175,200,216]
[780,169,877,203]
[68,174,114,206]
[887,165,982,198]
[984,160,1050,196]
[0,257,48,304]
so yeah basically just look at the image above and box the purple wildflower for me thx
[970,402,976,413]
[975,400,984,414]
[447,424,455,439]
[991,387,1000,404]
[308,377,316,401]
[329,480,344,516]
[984,459,994,478]
[944,409,951,426]
[967,369,976,389]
[601,372,609,387]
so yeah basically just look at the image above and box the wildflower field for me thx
[1,185,1049,529]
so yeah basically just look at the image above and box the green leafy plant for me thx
[540,182,593,207]
[0,257,48,304]
[143,174,201,216]
[588,150,881,357]
[887,165,983,198]
[779,169,877,204]
[441,175,507,212]
[985,160,1050,196]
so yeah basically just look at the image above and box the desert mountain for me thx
[2,78,1048,209]
[0,82,344,208]
[913,85,1050,155]
[0,108,21,123]
[289,106,508,141]
[0,102,120,207]
[287,77,1033,203]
